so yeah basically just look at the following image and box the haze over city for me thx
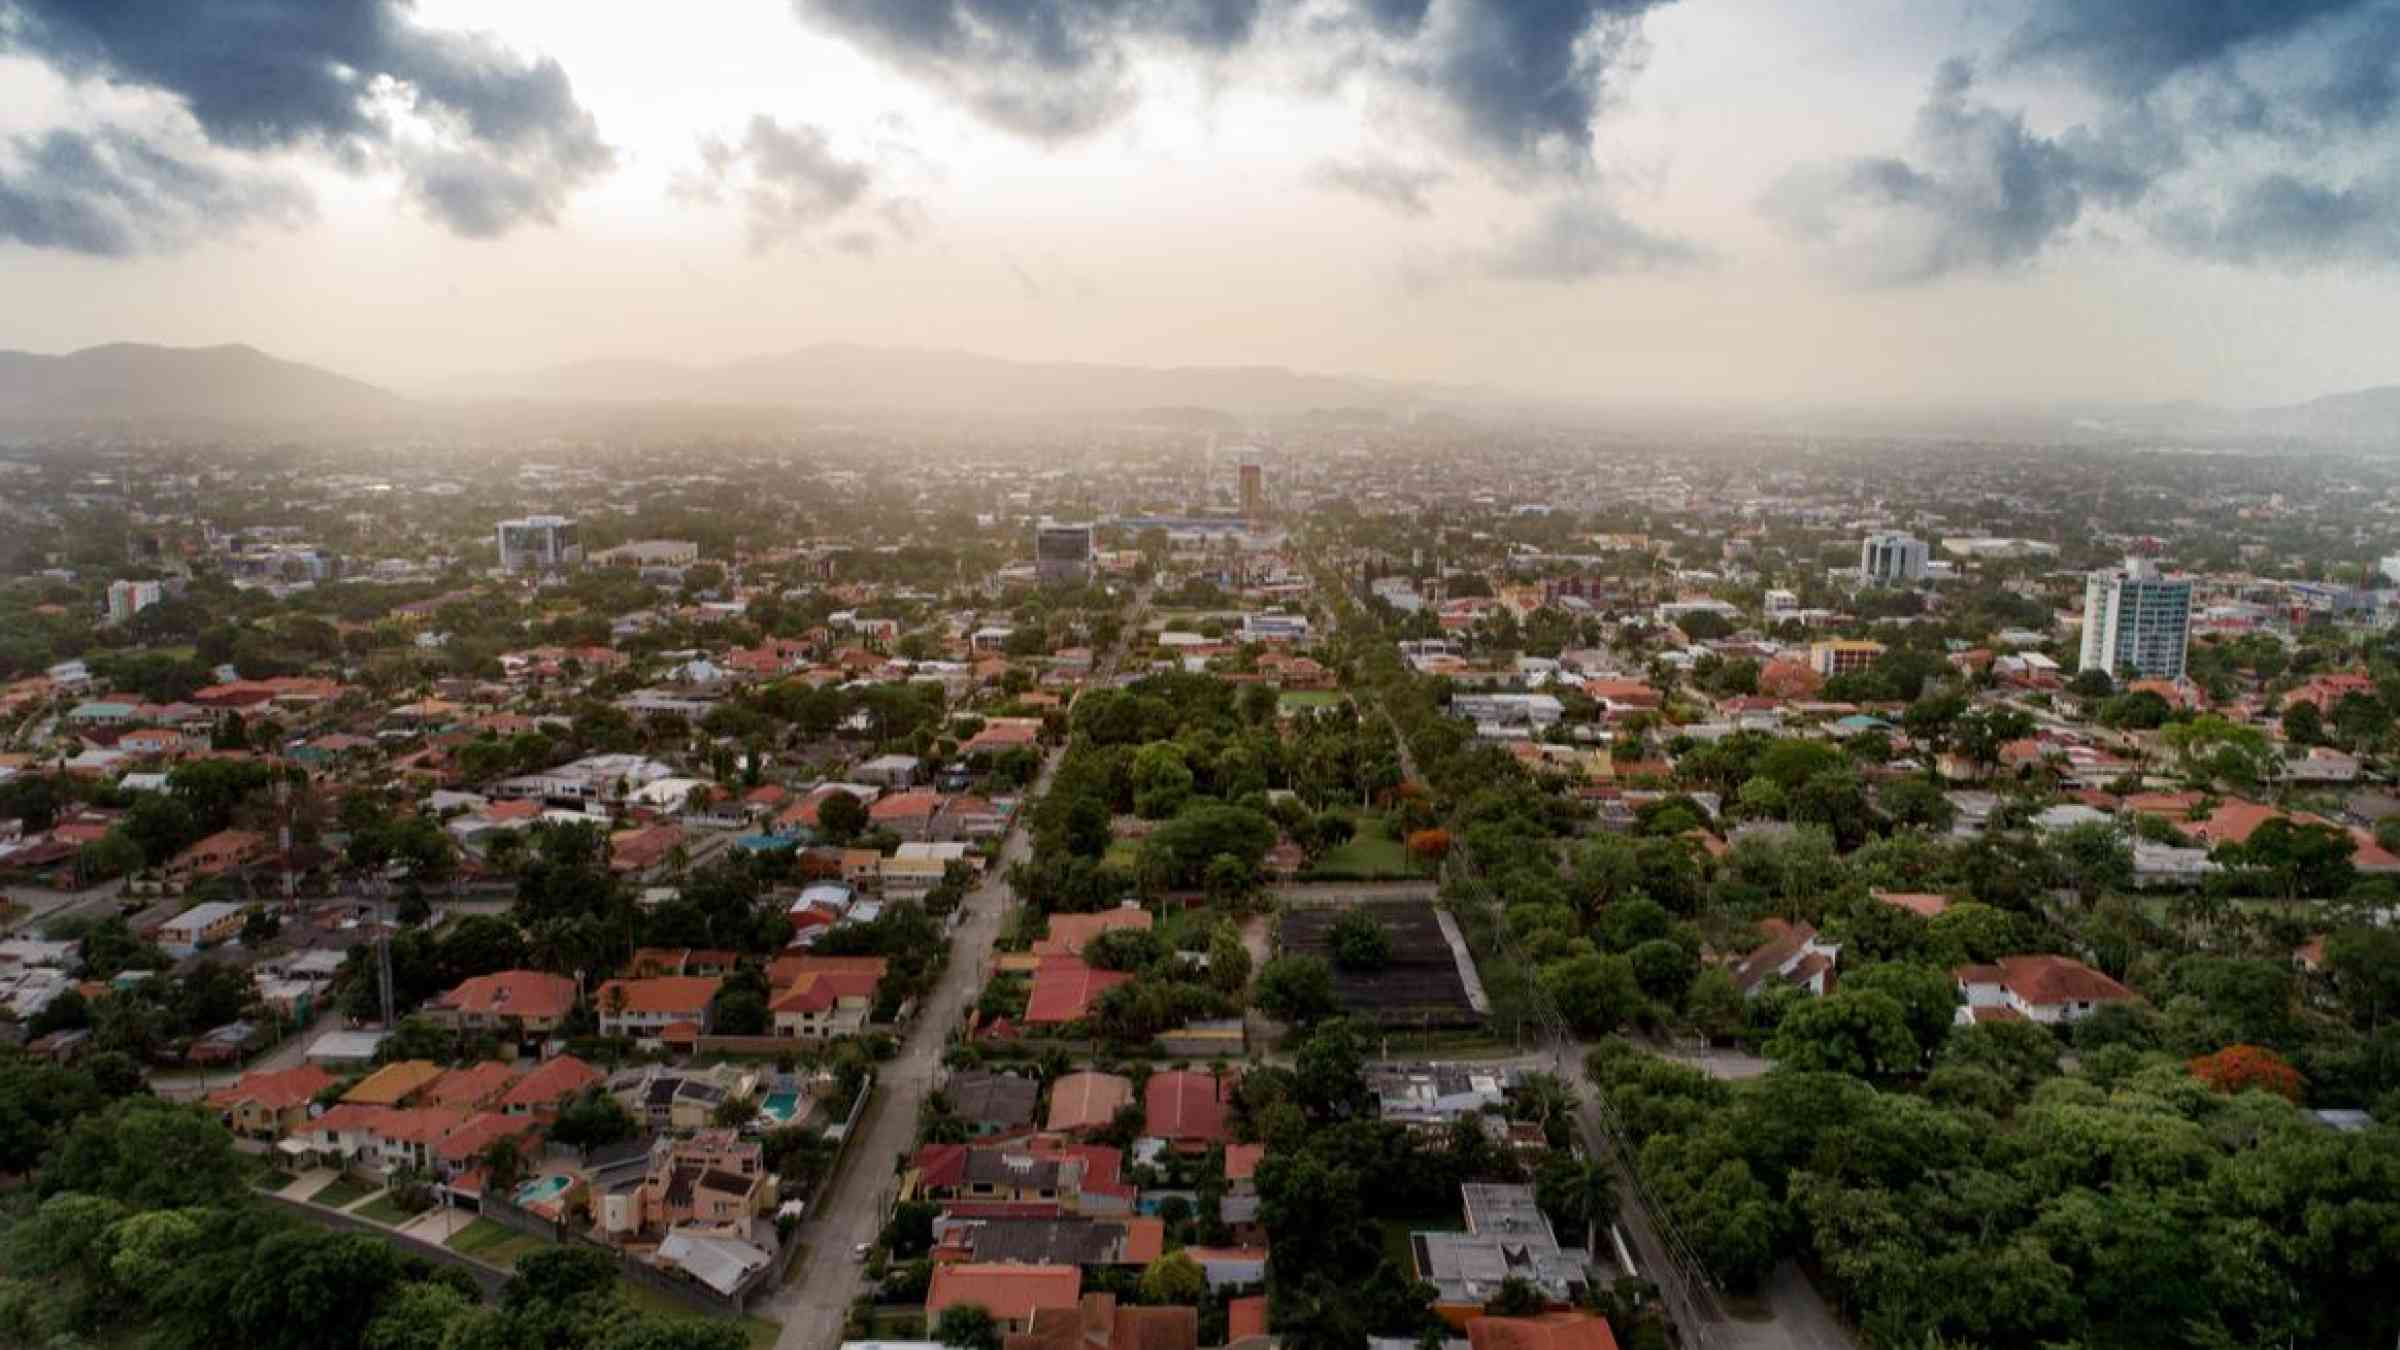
[4,0,2400,404]
[8,7,2400,1350]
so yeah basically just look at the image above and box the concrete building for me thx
[1239,463,1263,518]
[1859,533,1929,584]
[496,515,583,572]
[1036,522,1095,585]
[107,578,162,623]
[1414,1184,1585,1327]
[1809,640,1886,678]
[2079,557,2194,680]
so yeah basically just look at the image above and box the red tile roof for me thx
[1467,1313,1621,1350]
[207,1063,333,1113]
[421,1061,522,1109]
[1024,957,1131,1026]
[1957,955,2137,1009]
[1143,1070,1232,1145]
[499,1055,603,1110]
[432,970,577,1022]
[1032,908,1153,959]
[1227,1296,1269,1343]
[928,1263,1083,1324]
[595,975,722,1015]
[435,1111,544,1165]
[1047,1071,1134,1133]
[870,789,943,822]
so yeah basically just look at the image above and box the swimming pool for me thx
[760,1090,801,1123]
[515,1174,574,1207]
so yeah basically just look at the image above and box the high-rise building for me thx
[496,515,583,572]
[1859,532,1929,584]
[2079,557,2193,680]
[1035,521,1094,585]
[106,578,162,624]
[1239,463,1263,518]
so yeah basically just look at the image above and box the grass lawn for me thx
[352,1192,418,1226]
[1277,690,1346,711]
[308,1175,375,1210]
[445,1217,552,1269]
[1377,1212,1462,1275]
[1312,813,1419,879]
[868,1308,928,1339]
[620,1280,783,1349]
[1103,838,1142,870]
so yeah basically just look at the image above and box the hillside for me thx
[0,343,406,426]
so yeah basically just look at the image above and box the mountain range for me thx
[3,341,2400,443]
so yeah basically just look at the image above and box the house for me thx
[909,1139,1136,1215]
[1177,1246,1268,1292]
[1466,1312,1620,1350]
[1726,919,1839,998]
[1004,1293,1196,1350]
[630,948,741,978]
[1025,957,1133,1027]
[947,1070,1042,1136]
[609,822,687,874]
[165,830,270,885]
[657,1226,776,1298]
[595,975,721,1040]
[433,1111,545,1176]
[870,789,945,841]
[1954,955,2138,1025]
[1143,1070,1234,1153]
[938,1216,1165,1270]
[928,1264,1083,1334]
[424,970,579,1040]
[422,1061,522,1110]
[500,1054,604,1118]
[1046,1071,1134,1135]
[1415,1184,1585,1329]
[882,841,966,897]
[769,956,887,1039]
[636,1129,773,1232]
[1033,906,1152,959]
[1220,1143,1266,1238]
[343,1059,447,1106]
[207,1064,335,1138]
[156,900,249,956]
[857,754,924,789]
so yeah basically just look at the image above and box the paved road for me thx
[3,877,127,935]
[767,584,1147,1350]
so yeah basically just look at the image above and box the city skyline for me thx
[3,0,2400,405]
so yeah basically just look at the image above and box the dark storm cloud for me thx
[1766,60,2173,284]
[795,0,1672,170]
[795,0,1266,142]
[0,0,612,242]
[1315,155,1448,217]
[679,116,913,255]
[1479,197,1705,280]
[0,128,308,255]
[1775,1,2400,279]
[2159,169,2400,265]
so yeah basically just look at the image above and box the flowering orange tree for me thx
[2188,1044,2304,1102]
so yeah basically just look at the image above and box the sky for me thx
[2,0,2400,407]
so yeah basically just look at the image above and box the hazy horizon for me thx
[5,1,2400,406]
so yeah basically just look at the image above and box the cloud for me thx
[793,0,1673,174]
[0,0,612,243]
[2159,170,2400,266]
[680,116,915,254]
[1765,59,2174,284]
[1478,196,1706,281]
[1789,0,2400,279]
[1314,154,1447,217]
[794,0,1267,143]
[0,127,309,256]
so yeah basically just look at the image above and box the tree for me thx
[1627,938,1698,1008]
[2281,698,2325,747]
[1533,1154,1617,1241]
[550,1087,638,1152]
[1329,907,1391,972]
[1542,953,1645,1034]
[2047,822,2133,905]
[2324,926,2400,1030]
[935,1303,1003,1350]
[1763,990,1918,1078]
[2188,1044,2304,1101]
[1405,828,1451,868]
[1256,954,1339,1026]
[1878,778,1955,832]
[1207,922,1253,995]
[1139,1251,1208,1305]
[227,1229,404,1350]
[2234,817,2357,900]
[1686,967,1747,1042]
[817,789,868,842]
[1842,963,1960,1065]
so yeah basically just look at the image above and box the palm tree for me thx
[482,1135,529,1196]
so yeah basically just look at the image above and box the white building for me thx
[496,515,583,572]
[107,578,163,624]
[2079,556,2194,680]
[1859,533,1930,584]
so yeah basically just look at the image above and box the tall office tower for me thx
[1239,463,1263,518]
[2079,556,2194,679]
[1035,521,1095,585]
[1858,532,1929,584]
[496,515,583,572]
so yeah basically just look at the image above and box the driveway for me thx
[399,1205,476,1244]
